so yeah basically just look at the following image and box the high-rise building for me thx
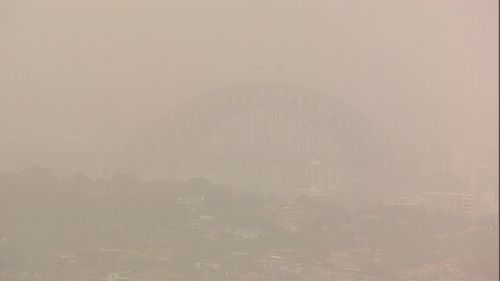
[450,145,480,191]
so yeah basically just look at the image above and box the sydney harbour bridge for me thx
[126,84,391,192]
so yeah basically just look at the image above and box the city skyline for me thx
[0,1,497,281]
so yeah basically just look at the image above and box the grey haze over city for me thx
[0,1,498,281]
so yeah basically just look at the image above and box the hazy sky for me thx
[0,0,498,153]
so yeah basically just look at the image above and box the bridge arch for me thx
[128,84,390,174]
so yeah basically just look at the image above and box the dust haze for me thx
[0,1,498,280]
